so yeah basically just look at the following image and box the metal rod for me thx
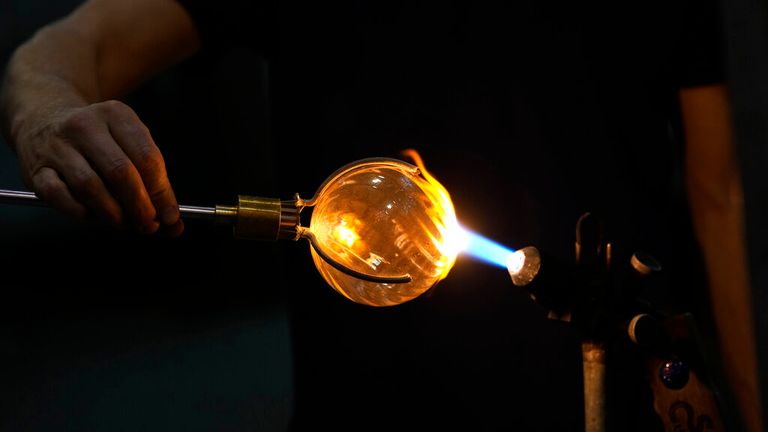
[177,205,216,220]
[582,340,607,432]
[0,189,44,206]
[0,188,216,221]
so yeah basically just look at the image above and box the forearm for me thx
[0,0,198,235]
[688,168,761,426]
[681,85,763,432]
[1,23,100,147]
[1,0,200,148]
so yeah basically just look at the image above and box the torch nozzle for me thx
[507,246,541,287]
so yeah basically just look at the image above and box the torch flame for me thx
[401,149,468,279]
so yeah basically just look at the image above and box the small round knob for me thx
[631,251,662,277]
[659,359,689,390]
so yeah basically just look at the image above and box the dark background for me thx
[0,2,293,431]
[1,1,766,431]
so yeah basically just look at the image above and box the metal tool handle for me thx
[0,188,412,284]
[0,188,216,220]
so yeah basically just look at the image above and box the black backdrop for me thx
[0,2,293,431]
[1,1,766,431]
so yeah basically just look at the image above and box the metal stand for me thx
[582,340,607,432]
[521,212,727,432]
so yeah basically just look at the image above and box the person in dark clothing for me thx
[0,0,761,430]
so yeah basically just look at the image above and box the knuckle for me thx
[105,158,134,182]
[33,176,63,200]
[122,119,151,138]
[28,142,53,165]
[136,147,166,176]
[148,185,170,202]
[59,109,97,138]
[122,124,156,155]
[98,99,130,116]
[136,204,157,224]
[71,170,101,196]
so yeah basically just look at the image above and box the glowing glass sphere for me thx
[307,156,463,306]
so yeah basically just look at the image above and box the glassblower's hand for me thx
[13,99,183,236]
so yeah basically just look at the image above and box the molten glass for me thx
[306,151,465,306]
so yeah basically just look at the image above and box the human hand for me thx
[13,100,183,236]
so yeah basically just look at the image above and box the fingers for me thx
[159,218,184,238]
[49,143,125,226]
[102,102,180,228]
[64,104,160,232]
[30,167,88,219]
[20,100,182,235]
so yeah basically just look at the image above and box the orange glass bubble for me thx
[307,153,464,306]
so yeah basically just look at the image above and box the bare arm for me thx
[0,0,200,234]
[680,84,763,432]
